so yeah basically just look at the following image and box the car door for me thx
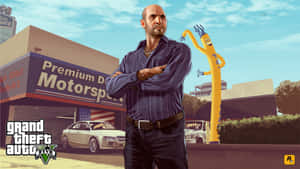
[77,122,91,148]
[68,123,81,147]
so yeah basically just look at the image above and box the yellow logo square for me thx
[284,154,295,165]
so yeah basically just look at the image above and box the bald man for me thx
[106,4,191,169]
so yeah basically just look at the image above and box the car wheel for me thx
[196,137,203,144]
[62,136,70,151]
[89,137,99,153]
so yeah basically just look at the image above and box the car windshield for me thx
[185,121,205,130]
[90,121,115,130]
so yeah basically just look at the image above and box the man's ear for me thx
[140,19,145,29]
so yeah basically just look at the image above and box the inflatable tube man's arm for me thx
[216,53,225,68]
[181,30,206,54]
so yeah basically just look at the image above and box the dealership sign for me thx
[0,52,125,110]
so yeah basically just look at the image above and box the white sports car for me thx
[61,121,125,153]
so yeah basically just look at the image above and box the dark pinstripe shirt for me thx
[105,36,192,121]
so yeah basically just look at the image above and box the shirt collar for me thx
[136,35,168,50]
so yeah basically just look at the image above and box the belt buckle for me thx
[137,120,150,129]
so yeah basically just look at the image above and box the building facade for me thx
[0,5,17,44]
[195,79,275,101]
[190,80,227,97]
[186,79,277,121]
[0,25,124,147]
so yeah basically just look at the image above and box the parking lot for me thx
[3,144,298,169]
[57,149,124,167]
[0,148,123,169]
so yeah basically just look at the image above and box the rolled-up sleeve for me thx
[105,55,140,98]
[140,44,192,92]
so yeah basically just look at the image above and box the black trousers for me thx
[124,118,189,169]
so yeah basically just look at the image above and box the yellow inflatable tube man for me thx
[181,24,225,144]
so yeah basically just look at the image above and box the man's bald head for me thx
[141,4,167,38]
[142,4,164,19]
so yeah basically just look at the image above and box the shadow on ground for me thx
[56,145,123,155]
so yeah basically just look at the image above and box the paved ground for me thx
[2,144,299,169]
[57,149,124,166]
[0,148,124,169]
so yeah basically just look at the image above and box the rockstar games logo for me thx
[284,154,295,165]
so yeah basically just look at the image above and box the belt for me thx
[127,112,184,131]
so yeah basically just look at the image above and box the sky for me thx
[2,0,300,94]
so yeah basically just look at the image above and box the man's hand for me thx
[150,64,167,75]
[112,71,123,78]
[138,64,167,80]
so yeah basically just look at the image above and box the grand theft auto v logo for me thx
[6,120,57,165]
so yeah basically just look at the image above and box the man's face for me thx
[142,6,167,38]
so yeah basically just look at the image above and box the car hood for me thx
[90,130,125,136]
[185,129,205,135]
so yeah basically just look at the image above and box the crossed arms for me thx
[105,44,191,98]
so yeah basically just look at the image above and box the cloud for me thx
[204,1,244,14]
[259,15,273,21]
[169,2,200,20]
[170,0,246,27]
[170,0,244,20]
[171,0,298,28]
[158,0,172,9]
[6,0,141,38]
[188,17,225,29]
[14,0,141,14]
[88,23,110,31]
[223,33,300,54]
[226,14,251,25]
[101,14,133,24]
[247,0,296,12]
[278,12,289,16]
[8,2,85,38]
[280,33,300,43]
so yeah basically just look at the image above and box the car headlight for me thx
[103,136,117,142]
